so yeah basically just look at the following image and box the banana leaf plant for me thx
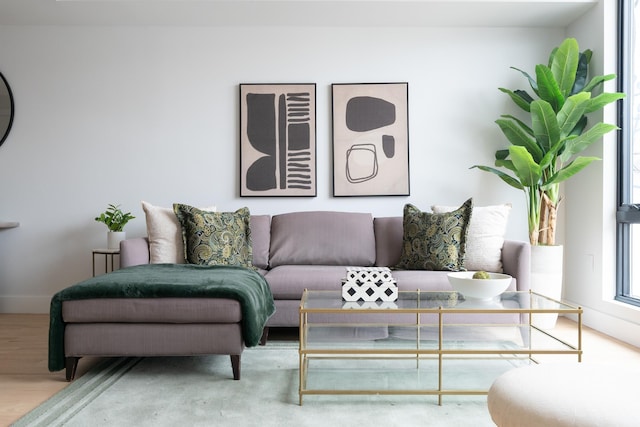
[472,38,625,245]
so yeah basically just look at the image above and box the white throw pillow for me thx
[141,201,216,264]
[431,203,511,273]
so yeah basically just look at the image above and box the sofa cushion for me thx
[432,203,511,272]
[266,266,510,302]
[173,204,253,268]
[268,211,376,267]
[373,216,404,267]
[62,298,242,323]
[387,269,453,291]
[395,199,473,271]
[250,215,271,270]
[142,201,216,264]
[266,265,350,299]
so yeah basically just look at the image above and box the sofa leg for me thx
[65,357,80,382]
[260,327,269,346]
[230,354,241,380]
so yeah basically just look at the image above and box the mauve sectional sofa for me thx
[58,208,528,381]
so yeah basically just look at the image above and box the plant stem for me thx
[527,186,541,246]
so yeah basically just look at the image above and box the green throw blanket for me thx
[49,264,276,372]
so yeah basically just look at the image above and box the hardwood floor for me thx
[0,314,102,426]
[1,314,640,426]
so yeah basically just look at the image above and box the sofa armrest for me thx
[120,237,150,268]
[501,240,531,292]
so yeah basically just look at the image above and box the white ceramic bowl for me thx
[447,271,512,300]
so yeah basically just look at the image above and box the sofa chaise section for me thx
[62,297,245,381]
[49,264,275,381]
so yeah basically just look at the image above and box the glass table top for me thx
[300,290,581,313]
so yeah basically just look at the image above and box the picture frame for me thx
[240,83,317,197]
[331,82,409,197]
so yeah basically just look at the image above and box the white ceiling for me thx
[0,0,596,27]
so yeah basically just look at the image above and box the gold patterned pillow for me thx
[395,198,473,271]
[173,204,253,268]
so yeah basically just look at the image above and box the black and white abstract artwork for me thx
[240,84,316,197]
[332,83,409,197]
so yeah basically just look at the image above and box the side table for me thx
[92,248,120,277]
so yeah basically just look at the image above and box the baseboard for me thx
[0,296,50,313]
[564,304,640,349]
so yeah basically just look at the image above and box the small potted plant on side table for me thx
[95,204,136,249]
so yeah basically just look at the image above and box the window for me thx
[617,0,640,306]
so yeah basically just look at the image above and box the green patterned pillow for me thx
[173,204,253,268]
[395,198,473,271]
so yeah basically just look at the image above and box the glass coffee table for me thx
[298,290,582,405]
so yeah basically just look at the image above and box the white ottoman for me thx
[487,363,640,427]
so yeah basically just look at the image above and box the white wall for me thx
[0,24,565,312]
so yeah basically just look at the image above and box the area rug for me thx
[13,343,499,427]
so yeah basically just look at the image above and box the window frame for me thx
[617,0,640,306]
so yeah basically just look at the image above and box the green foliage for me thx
[95,204,135,232]
[472,38,625,245]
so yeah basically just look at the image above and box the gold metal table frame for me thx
[298,290,582,405]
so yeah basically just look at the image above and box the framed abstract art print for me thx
[332,82,409,197]
[240,83,316,197]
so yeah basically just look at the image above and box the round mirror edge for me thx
[0,71,15,148]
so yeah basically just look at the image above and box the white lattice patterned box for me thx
[341,267,398,302]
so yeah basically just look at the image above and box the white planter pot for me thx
[530,244,564,329]
[107,231,126,250]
